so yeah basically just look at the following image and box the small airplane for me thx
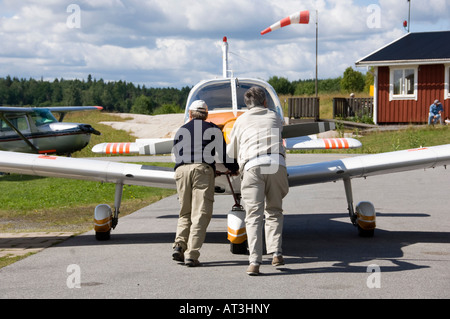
[92,38,360,156]
[0,38,450,254]
[0,106,102,155]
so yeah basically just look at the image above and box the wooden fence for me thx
[333,97,374,119]
[288,97,320,120]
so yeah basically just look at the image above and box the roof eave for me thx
[356,59,450,67]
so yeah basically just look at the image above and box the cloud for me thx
[0,0,449,88]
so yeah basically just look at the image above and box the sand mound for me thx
[101,113,185,139]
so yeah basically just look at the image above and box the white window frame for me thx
[389,66,418,101]
[444,64,450,100]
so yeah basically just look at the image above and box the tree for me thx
[268,76,294,95]
[152,103,184,115]
[364,67,375,93]
[294,80,315,95]
[340,67,365,93]
[130,94,156,115]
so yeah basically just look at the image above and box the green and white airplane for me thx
[0,106,102,155]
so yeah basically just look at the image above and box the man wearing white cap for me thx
[172,100,238,267]
[428,100,444,125]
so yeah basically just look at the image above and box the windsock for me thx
[261,10,309,35]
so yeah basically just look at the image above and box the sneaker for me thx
[172,244,184,262]
[272,255,285,266]
[185,259,200,267]
[246,263,260,276]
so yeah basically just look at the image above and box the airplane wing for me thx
[42,106,103,121]
[45,106,103,112]
[0,150,176,189]
[287,144,450,187]
[2,145,449,191]
[1,145,450,240]
[0,106,102,113]
[0,106,103,122]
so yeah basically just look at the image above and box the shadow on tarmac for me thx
[49,211,450,276]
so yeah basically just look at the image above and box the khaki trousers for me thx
[241,165,289,264]
[173,163,215,261]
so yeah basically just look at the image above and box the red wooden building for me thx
[356,31,450,124]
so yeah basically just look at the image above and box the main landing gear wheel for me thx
[94,204,113,241]
[357,225,374,238]
[93,183,123,241]
[355,202,376,237]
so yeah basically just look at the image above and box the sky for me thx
[0,0,449,88]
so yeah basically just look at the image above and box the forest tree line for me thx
[268,67,374,96]
[0,74,190,115]
[0,67,371,114]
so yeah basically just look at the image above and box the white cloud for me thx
[0,0,449,88]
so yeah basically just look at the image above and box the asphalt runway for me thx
[0,153,449,301]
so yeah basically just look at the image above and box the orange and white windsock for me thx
[261,10,310,35]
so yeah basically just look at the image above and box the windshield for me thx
[188,80,276,112]
[190,82,233,111]
[31,109,58,127]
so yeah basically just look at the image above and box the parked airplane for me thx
[0,106,102,155]
[0,38,449,253]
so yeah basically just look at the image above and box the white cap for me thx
[434,99,440,104]
[189,100,208,112]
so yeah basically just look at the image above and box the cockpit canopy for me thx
[184,78,283,123]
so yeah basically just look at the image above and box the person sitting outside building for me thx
[428,100,444,125]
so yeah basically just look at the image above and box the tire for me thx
[358,226,374,237]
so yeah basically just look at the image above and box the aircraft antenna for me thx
[222,36,229,78]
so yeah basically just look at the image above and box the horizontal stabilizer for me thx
[282,122,336,139]
[285,136,362,150]
[92,138,173,155]
[92,142,139,155]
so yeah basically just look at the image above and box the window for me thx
[0,115,30,134]
[189,81,275,111]
[31,109,58,127]
[389,67,417,100]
